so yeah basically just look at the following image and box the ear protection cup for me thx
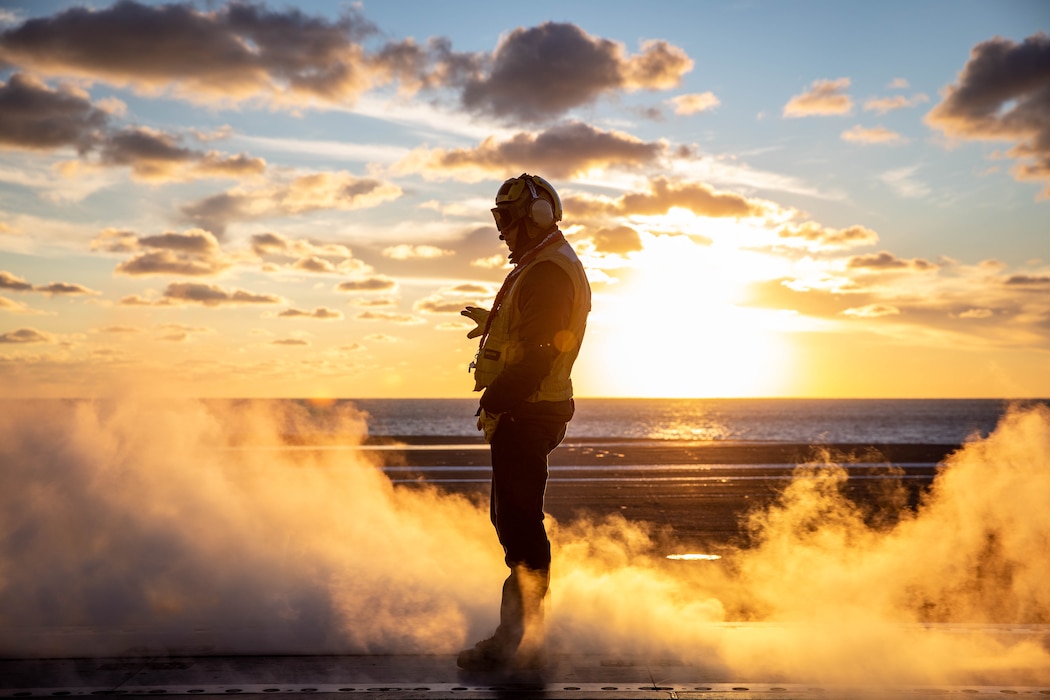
[524,176,556,228]
[530,197,555,227]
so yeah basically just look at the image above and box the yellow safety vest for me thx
[473,240,591,402]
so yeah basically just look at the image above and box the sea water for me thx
[342,397,1045,444]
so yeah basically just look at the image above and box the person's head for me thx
[491,174,562,251]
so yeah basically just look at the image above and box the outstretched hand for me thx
[461,306,490,339]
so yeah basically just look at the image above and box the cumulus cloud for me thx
[0,327,53,343]
[1005,274,1050,287]
[414,296,479,314]
[0,73,107,152]
[0,269,99,295]
[94,228,232,277]
[277,307,344,320]
[0,271,32,291]
[588,225,644,256]
[382,244,453,260]
[94,126,266,182]
[841,125,905,144]
[35,282,98,295]
[0,2,380,106]
[614,177,773,219]
[394,121,666,181]
[181,171,401,235]
[0,74,266,182]
[776,222,880,251]
[783,77,853,117]
[336,277,397,292]
[459,23,691,122]
[863,93,929,115]
[158,282,283,307]
[925,32,1050,196]
[1,7,693,125]
[848,251,938,272]
[668,92,720,115]
[250,232,364,275]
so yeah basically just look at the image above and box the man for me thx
[458,174,591,672]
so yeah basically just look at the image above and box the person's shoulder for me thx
[525,260,572,287]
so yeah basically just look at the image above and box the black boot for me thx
[457,566,549,671]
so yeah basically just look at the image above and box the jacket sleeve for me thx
[479,261,574,414]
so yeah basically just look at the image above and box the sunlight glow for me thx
[582,231,795,398]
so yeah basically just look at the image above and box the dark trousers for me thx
[488,406,569,571]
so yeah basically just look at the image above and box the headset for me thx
[492,174,561,237]
[524,177,555,228]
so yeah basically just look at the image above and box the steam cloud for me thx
[1,398,1048,686]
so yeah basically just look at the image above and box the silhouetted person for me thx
[458,174,591,671]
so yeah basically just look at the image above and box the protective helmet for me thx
[491,173,562,232]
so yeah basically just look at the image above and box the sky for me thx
[0,0,1047,399]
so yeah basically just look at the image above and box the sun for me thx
[576,232,795,398]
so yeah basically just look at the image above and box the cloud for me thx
[249,232,365,275]
[841,125,905,144]
[1005,274,1050,287]
[0,327,53,343]
[161,282,283,307]
[847,251,938,272]
[589,225,644,255]
[0,296,33,313]
[382,244,453,260]
[926,33,1050,196]
[863,93,929,115]
[0,270,32,291]
[356,310,422,324]
[668,92,720,115]
[783,78,853,117]
[336,277,398,292]
[614,177,774,219]
[277,307,344,320]
[414,297,477,314]
[394,121,666,181]
[0,2,380,107]
[270,338,310,346]
[349,297,398,308]
[0,74,266,183]
[879,165,931,199]
[776,222,879,251]
[35,282,98,295]
[459,23,691,122]
[97,228,232,277]
[953,308,994,319]
[471,254,509,269]
[841,303,902,318]
[94,126,266,182]
[1,269,100,295]
[181,171,402,234]
[0,73,108,152]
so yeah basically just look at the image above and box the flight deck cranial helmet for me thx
[491,173,562,237]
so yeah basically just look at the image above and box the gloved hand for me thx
[461,306,490,339]
[476,408,502,443]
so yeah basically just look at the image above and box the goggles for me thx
[490,205,522,232]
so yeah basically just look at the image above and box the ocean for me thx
[340,397,1045,444]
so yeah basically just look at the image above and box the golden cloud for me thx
[783,77,853,117]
